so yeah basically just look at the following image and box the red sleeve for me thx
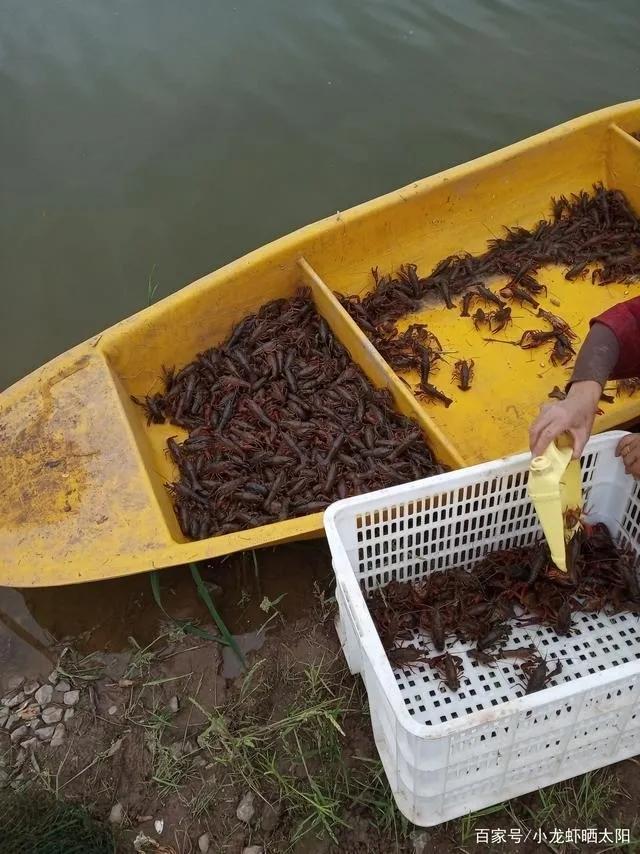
[592,296,640,379]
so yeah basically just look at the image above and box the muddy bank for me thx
[2,541,332,662]
[0,549,638,852]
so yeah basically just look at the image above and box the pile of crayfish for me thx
[340,184,640,406]
[134,289,443,539]
[368,522,640,695]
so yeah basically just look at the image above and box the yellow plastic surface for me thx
[528,438,583,572]
[3,100,640,587]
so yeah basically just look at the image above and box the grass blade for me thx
[150,570,227,645]
[189,563,245,669]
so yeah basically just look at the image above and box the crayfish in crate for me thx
[367,523,640,700]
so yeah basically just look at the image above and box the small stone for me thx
[42,706,63,725]
[63,690,80,706]
[47,670,59,684]
[64,708,75,722]
[36,725,56,741]
[198,833,211,853]
[7,676,24,692]
[168,696,179,713]
[34,685,53,706]
[550,297,561,307]
[236,791,255,824]
[19,737,38,751]
[5,713,20,731]
[108,705,117,716]
[412,830,431,854]
[118,679,134,688]
[261,801,281,832]
[109,802,124,825]
[13,750,26,769]
[23,681,39,696]
[50,723,65,748]
[193,757,207,768]
[2,692,25,709]
[154,819,164,834]
[106,737,123,757]
[55,680,71,693]
[10,725,29,743]
[28,720,41,730]
[243,847,263,854]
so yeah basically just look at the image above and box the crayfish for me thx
[416,382,453,408]
[388,645,430,671]
[473,308,490,330]
[537,308,577,340]
[452,359,474,391]
[488,305,512,333]
[429,653,464,691]
[520,654,562,695]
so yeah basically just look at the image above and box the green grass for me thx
[149,570,223,644]
[151,739,195,796]
[0,787,118,853]
[189,563,245,667]
[448,768,624,849]
[455,802,509,846]
[189,783,219,819]
[124,635,163,679]
[190,656,409,849]
[349,756,410,844]
[533,769,622,827]
[56,649,104,684]
[132,695,197,797]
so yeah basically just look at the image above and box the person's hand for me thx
[529,380,601,459]
[616,434,640,479]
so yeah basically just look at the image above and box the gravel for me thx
[10,725,29,743]
[2,692,25,709]
[42,706,63,725]
[5,713,20,731]
[108,803,124,825]
[36,725,56,741]
[236,791,255,824]
[50,723,65,747]
[34,685,53,706]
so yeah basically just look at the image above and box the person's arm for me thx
[530,295,640,464]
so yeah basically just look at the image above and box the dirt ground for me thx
[0,562,639,853]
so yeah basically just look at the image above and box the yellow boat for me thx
[4,100,640,588]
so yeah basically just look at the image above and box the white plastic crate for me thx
[324,431,640,827]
